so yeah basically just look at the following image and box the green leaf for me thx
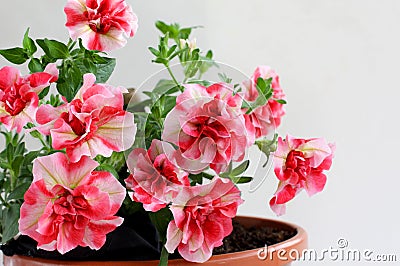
[256,134,278,156]
[28,58,44,73]
[42,39,69,59]
[11,155,24,177]
[179,27,192,40]
[29,129,43,139]
[189,172,214,185]
[148,47,160,57]
[232,176,253,184]
[230,160,250,177]
[0,47,28,64]
[24,150,41,165]
[155,21,171,35]
[152,79,179,96]
[57,63,82,101]
[218,73,232,83]
[148,207,173,242]
[93,57,116,83]
[167,45,177,58]
[2,203,21,243]
[7,183,30,200]
[38,86,50,99]
[161,95,177,117]
[152,57,168,65]
[275,99,287,104]
[83,58,97,74]
[0,161,9,170]
[256,77,267,94]
[11,132,21,146]
[96,164,119,179]
[23,28,37,56]
[127,99,152,113]
[186,79,213,87]
[6,143,14,164]
[14,142,25,155]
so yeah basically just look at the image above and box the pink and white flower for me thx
[19,152,126,254]
[36,73,136,163]
[242,66,286,140]
[0,65,58,132]
[165,177,243,263]
[125,139,190,212]
[162,83,250,174]
[64,0,138,52]
[270,135,335,215]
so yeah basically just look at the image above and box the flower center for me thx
[153,154,182,184]
[284,150,311,181]
[2,86,27,116]
[53,189,88,216]
[85,10,112,34]
[60,100,90,136]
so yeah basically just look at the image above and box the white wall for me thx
[1,1,400,265]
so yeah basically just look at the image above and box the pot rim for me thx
[3,215,308,266]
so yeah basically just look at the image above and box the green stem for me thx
[38,136,48,148]
[165,63,183,92]
[158,245,169,266]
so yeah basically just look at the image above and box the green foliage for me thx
[219,160,253,184]
[155,21,196,42]
[189,172,214,186]
[95,151,126,178]
[256,133,279,167]
[134,79,179,149]
[0,131,55,243]
[0,29,116,102]
[148,207,173,242]
[56,42,116,102]
[148,207,173,266]
[0,47,29,64]
[149,20,216,85]
[23,28,37,56]
[242,77,272,113]
[28,58,43,73]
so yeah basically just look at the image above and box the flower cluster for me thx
[0,0,335,264]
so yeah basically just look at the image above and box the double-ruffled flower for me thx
[36,73,135,162]
[165,177,243,263]
[0,65,58,132]
[64,0,138,52]
[162,83,250,174]
[125,139,190,212]
[269,135,335,215]
[19,152,126,254]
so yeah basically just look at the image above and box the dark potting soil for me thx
[213,220,297,255]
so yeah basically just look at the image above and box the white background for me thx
[1,1,400,265]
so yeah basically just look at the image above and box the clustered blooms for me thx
[0,0,335,263]
[19,153,126,254]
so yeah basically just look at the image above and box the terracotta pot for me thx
[3,216,307,266]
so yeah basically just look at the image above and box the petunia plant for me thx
[0,0,335,265]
